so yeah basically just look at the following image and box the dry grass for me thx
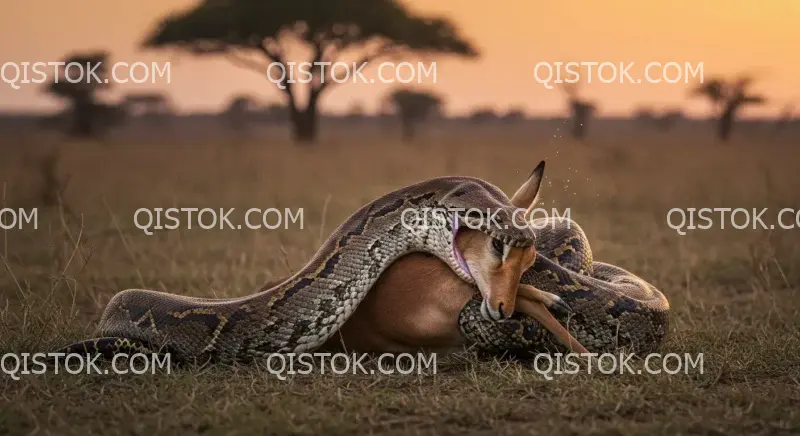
[1,125,799,435]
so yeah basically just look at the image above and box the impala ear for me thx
[510,161,545,215]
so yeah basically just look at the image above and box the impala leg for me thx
[517,283,571,315]
[516,284,589,354]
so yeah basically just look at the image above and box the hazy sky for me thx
[1,0,798,117]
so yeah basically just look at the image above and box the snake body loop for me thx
[59,177,537,362]
[458,217,670,355]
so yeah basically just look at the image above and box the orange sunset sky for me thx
[1,0,798,117]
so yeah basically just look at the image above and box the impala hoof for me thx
[549,295,572,316]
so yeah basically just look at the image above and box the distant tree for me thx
[375,100,396,128]
[502,108,526,123]
[387,89,442,141]
[775,103,795,131]
[223,94,260,132]
[123,92,172,116]
[93,103,127,130]
[44,50,119,138]
[143,0,478,144]
[468,108,499,124]
[633,106,657,123]
[344,101,366,122]
[692,76,766,141]
[657,109,683,131]
[634,106,683,131]
[123,92,173,127]
[37,110,72,132]
[562,83,595,140]
[259,103,289,123]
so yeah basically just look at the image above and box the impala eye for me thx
[491,238,505,257]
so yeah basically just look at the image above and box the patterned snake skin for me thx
[459,217,670,356]
[57,176,539,362]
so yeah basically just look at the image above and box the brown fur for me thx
[320,252,471,353]
[319,162,588,354]
[320,231,588,354]
[320,227,537,353]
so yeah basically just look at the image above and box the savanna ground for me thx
[1,122,799,435]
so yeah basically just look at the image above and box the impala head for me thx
[451,161,546,322]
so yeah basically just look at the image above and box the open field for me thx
[1,124,799,435]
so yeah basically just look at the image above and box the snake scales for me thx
[460,217,669,356]
[58,176,538,362]
[58,176,669,362]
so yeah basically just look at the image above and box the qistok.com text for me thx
[401,207,572,233]
[2,61,170,90]
[134,207,304,235]
[667,207,800,235]
[0,208,38,230]
[257,352,437,380]
[532,352,704,380]
[2,353,171,380]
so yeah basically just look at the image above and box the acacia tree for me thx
[387,89,442,141]
[692,76,765,141]
[45,51,115,137]
[142,0,477,144]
